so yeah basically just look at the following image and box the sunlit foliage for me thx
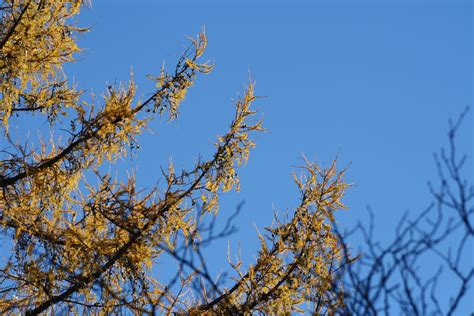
[0,1,350,314]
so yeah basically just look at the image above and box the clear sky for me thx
[65,0,472,312]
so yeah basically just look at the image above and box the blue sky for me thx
[64,0,471,311]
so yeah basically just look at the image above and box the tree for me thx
[0,1,350,314]
[332,107,473,315]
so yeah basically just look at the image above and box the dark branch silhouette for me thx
[333,107,473,315]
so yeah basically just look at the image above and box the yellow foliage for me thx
[0,1,350,315]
